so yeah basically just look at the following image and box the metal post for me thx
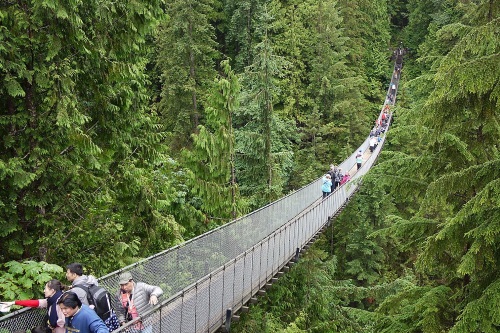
[225,308,233,332]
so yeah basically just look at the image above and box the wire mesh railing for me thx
[111,128,392,333]
[0,58,400,333]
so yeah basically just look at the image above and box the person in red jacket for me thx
[0,279,65,333]
[340,172,351,185]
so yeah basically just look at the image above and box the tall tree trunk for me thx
[189,20,199,132]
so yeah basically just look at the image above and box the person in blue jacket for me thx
[57,292,109,333]
[322,174,332,199]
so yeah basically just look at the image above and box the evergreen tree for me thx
[292,0,372,185]
[223,0,265,72]
[155,0,220,152]
[235,3,294,207]
[0,0,183,270]
[416,1,500,331]
[369,0,500,331]
[183,60,242,223]
[270,0,325,187]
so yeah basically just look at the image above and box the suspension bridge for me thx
[0,53,404,333]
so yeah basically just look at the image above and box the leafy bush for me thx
[0,261,63,301]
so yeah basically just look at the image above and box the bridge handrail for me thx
[0,59,401,332]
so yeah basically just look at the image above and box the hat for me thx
[118,271,133,284]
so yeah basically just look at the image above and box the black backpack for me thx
[76,284,113,321]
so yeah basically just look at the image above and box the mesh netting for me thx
[0,64,399,333]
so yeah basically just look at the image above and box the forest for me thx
[0,0,499,332]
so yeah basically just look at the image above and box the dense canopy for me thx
[1,0,499,331]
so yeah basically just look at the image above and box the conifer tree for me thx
[183,60,241,222]
[299,0,369,181]
[416,2,500,331]
[369,0,500,331]
[0,0,179,268]
[269,0,323,187]
[155,0,220,152]
[223,0,266,71]
[235,4,294,207]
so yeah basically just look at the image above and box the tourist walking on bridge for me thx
[116,271,163,332]
[322,174,332,199]
[326,165,337,192]
[356,150,363,170]
[340,171,351,186]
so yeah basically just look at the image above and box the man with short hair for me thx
[66,262,99,306]
[116,271,163,332]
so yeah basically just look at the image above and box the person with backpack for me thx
[66,262,119,332]
[57,292,108,333]
[0,279,65,333]
[116,271,163,332]
[65,263,100,307]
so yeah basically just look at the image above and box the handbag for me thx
[105,311,121,332]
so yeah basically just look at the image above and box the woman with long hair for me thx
[0,279,65,333]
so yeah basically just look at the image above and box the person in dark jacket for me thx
[326,165,337,192]
[1,279,65,333]
[57,292,108,333]
[116,271,163,332]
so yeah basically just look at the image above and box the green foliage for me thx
[364,1,500,332]
[0,261,63,301]
[234,3,295,207]
[450,278,500,333]
[223,0,266,71]
[155,0,220,151]
[0,0,191,274]
[375,280,454,333]
[182,59,243,223]
[1,0,497,332]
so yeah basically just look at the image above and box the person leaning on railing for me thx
[116,271,163,332]
[57,292,109,333]
[0,279,66,333]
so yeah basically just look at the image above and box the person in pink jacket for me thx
[340,172,351,185]
[1,279,65,333]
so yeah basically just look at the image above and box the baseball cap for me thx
[118,271,133,285]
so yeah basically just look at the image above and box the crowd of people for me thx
[321,105,391,199]
[0,263,163,333]
[322,164,351,198]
